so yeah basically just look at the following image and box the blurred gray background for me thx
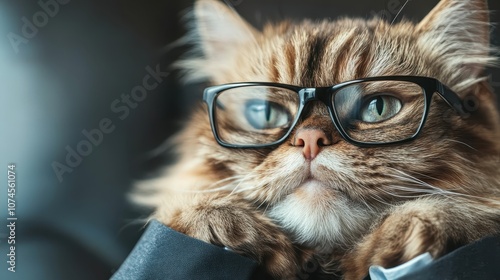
[0,0,499,279]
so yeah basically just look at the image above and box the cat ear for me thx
[416,0,494,89]
[176,0,259,82]
[194,0,258,61]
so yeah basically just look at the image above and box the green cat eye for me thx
[203,76,471,148]
[360,96,402,123]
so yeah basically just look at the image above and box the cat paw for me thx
[341,209,448,280]
[163,193,299,279]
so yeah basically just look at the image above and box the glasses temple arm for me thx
[436,82,469,117]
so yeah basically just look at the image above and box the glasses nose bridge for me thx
[295,87,334,125]
[299,87,331,107]
[300,88,317,104]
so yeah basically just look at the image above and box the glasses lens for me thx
[214,86,299,145]
[332,80,426,144]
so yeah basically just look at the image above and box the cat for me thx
[136,0,500,279]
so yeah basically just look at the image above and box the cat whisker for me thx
[118,217,152,234]
[387,184,500,209]
[387,167,463,191]
[226,172,265,194]
[384,169,500,207]
[390,0,411,25]
[386,170,458,194]
[230,179,258,193]
[380,186,439,198]
[366,191,396,208]
[380,181,473,206]
[441,138,478,151]
[179,175,249,194]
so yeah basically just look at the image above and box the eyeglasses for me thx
[203,76,470,148]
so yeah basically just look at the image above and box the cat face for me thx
[175,0,500,250]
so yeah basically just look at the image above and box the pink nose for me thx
[293,129,332,160]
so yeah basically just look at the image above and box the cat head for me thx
[171,0,500,249]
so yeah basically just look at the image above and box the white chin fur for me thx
[268,181,373,252]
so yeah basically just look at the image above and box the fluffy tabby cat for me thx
[137,0,500,278]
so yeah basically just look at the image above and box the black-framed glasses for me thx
[203,76,470,148]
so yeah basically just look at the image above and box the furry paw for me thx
[162,193,299,279]
[341,207,449,279]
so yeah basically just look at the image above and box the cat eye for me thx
[203,76,470,148]
[360,96,402,123]
[244,99,292,130]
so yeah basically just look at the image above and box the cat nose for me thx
[292,128,332,160]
